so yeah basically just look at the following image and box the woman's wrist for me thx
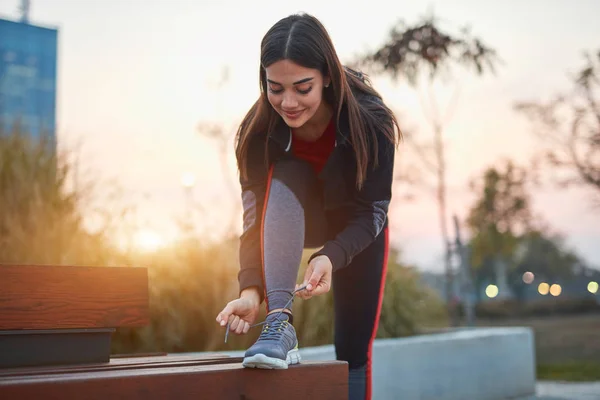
[240,287,261,305]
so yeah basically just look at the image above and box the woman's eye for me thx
[268,86,283,94]
[297,86,312,95]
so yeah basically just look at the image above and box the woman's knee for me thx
[271,158,317,204]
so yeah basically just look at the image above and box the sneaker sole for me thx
[242,348,301,370]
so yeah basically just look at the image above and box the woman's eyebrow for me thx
[266,77,314,85]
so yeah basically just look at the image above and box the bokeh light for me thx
[550,284,562,297]
[588,281,599,294]
[485,284,499,298]
[522,271,534,284]
[538,282,549,295]
[180,172,196,188]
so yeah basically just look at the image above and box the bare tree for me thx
[354,12,500,324]
[515,50,600,205]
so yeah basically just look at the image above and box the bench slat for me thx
[0,264,149,330]
[0,359,348,400]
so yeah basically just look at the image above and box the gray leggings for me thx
[263,158,328,310]
[261,157,389,400]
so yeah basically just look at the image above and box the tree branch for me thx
[568,109,600,189]
[404,134,438,175]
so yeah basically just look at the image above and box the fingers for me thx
[231,318,250,335]
[235,320,247,335]
[300,291,313,300]
[295,283,308,296]
[310,281,331,296]
[301,267,313,291]
[217,299,254,336]
[216,304,233,327]
[307,269,322,292]
[230,315,240,332]
[295,283,305,298]
[303,256,332,296]
[298,265,330,298]
[295,283,313,300]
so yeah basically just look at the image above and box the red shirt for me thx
[291,118,336,174]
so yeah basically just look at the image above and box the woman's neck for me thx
[293,101,334,142]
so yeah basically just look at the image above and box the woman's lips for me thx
[282,109,304,119]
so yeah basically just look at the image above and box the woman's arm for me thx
[309,117,395,270]
[237,135,269,303]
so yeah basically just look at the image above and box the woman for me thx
[216,13,401,400]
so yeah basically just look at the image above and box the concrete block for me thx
[300,328,536,400]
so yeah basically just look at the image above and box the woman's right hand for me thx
[216,287,261,335]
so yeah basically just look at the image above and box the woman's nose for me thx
[281,93,298,109]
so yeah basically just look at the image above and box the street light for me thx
[485,284,498,298]
[522,271,534,284]
[538,282,549,295]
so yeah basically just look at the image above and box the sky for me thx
[1,0,599,271]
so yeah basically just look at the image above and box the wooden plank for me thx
[0,360,348,400]
[0,264,149,330]
[0,354,241,378]
[111,352,169,358]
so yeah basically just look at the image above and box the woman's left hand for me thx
[296,255,333,300]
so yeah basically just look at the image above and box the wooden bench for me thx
[0,264,149,368]
[0,264,348,399]
[0,354,348,399]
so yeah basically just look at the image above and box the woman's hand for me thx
[296,255,333,300]
[216,287,261,335]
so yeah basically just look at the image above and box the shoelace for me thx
[256,318,289,341]
[224,284,307,343]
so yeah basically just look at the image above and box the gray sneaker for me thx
[242,312,301,369]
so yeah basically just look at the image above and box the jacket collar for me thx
[269,103,351,152]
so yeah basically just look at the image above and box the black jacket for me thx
[237,92,395,299]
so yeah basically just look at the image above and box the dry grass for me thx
[112,244,450,354]
[477,312,600,381]
[0,129,118,266]
[478,313,600,364]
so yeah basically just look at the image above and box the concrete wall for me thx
[300,328,536,400]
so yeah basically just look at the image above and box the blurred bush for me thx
[1,128,448,355]
[0,128,116,266]
[377,249,449,337]
[112,242,449,354]
[460,298,600,319]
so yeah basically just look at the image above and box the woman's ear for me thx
[324,75,331,88]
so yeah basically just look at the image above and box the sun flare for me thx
[133,229,164,252]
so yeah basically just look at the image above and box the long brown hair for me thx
[235,13,401,189]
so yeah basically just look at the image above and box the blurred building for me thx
[0,15,58,140]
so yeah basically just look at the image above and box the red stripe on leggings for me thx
[365,227,389,400]
[260,165,275,311]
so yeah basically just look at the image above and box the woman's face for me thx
[265,59,330,129]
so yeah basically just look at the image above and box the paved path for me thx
[535,381,600,400]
